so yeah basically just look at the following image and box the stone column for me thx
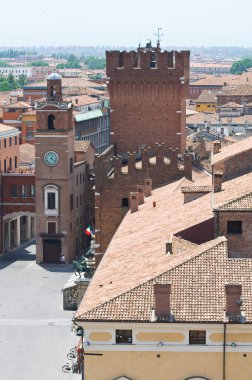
[26,215,31,240]
[16,216,21,247]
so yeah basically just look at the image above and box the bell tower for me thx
[35,73,75,263]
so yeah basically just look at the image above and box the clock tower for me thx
[35,73,75,263]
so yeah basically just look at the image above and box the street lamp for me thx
[75,326,84,380]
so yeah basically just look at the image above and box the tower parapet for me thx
[106,48,190,156]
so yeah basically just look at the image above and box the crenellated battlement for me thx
[95,142,192,190]
[106,50,190,76]
[94,142,192,258]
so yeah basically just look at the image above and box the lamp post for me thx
[76,326,84,380]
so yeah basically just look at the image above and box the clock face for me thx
[44,151,59,167]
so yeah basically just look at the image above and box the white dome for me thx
[47,72,61,80]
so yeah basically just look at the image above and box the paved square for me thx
[0,243,80,379]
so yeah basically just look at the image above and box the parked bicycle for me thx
[67,351,77,360]
[62,361,79,373]
[70,346,77,355]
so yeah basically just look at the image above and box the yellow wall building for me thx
[195,90,217,113]
[79,323,252,380]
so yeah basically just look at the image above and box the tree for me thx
[56,54,81,69]
[84,56,106,70]
[7,73,16,89]
[0,60,10,67]
[17,74,27,86]
[230,58,252,74]
[28,61,49,67]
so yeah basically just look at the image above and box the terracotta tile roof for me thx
[218,84,252,96]
[211,136,252,165]
[186,112,219,125]
[220,101,243,108]
[214,192,252,211]
[19,143,35,164]
[190,72,252,87]
[76,169,252,320]
[70,95,100,106]
[0,123,19,132]
[4,101,31,109]
[181,186,212,193]
[195,90,217,103]
[77,237,252,323]
[74,140,91,153]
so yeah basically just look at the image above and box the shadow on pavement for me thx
[0,240,36,269]
[38,263,74,273]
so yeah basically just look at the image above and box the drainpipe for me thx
[223,322,227,380]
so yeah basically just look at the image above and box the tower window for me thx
[50,85,57,98]
[48,114,55,130]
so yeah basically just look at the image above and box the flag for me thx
[84,225,95,238]
[84,225,92,236]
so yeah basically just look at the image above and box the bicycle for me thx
[62,362,79,373]
[70,347,77,355]
[67,352,77,360]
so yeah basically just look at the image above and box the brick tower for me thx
[35,73,75,263]
[106,44,190,156]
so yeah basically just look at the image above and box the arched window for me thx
[48,114,55,130]
[113,377,134,380]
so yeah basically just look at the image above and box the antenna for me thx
[154,27,164,48]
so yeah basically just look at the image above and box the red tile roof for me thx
[76,169,252,321]
[77,237,252,323]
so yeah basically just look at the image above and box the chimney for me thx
[213,141,221,154]
[130,192,138,213]
[213,172,222,193]
[166,241,172,254]
[154,284,171,316]
[225,284,242,317]
[144,178,152,197]
[137,185,145,205]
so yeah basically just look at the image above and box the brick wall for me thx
[106,50,190,155]
[213,149,252,181]
[95,144,192,256]
[216,211,252,258]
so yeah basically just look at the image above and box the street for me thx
[0,242,80,379]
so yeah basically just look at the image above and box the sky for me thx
[2,0,252,47]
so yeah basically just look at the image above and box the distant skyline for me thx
[2,0,252,48]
